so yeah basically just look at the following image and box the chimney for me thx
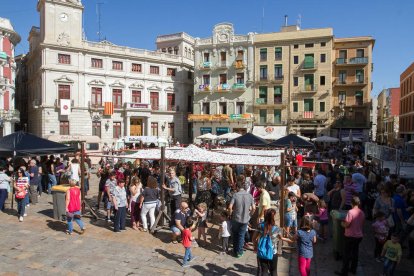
[281,14,300,32]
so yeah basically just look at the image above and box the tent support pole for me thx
[151,146,171,233]
[279,152,286,226]
[80,142,97,219]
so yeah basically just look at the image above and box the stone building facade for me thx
[0,17,20,137]
[24,0,194,145]
[190,23,255,138]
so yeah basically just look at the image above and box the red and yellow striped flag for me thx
[104,102,114,115]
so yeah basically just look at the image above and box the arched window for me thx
[162,48,166,53]
[168,47,173,54]
[174,47,179,55]
[184,47,187,57]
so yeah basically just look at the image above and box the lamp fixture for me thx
[161,121,167,131]
[105,120,110,130]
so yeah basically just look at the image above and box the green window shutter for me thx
[304,54,314,68]
[259,86,267,97]
[274,86,282,95]
[260,48,267,53]
[304,74,314,85]
[304,99,314,111]
[293,102,298,112]
[320,102,325,112]
[259,109,267,124]
[274,109,281,124]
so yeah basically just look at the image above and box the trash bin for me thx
[330,209,348,260]
[51,184,70,220]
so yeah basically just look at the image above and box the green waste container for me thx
[330,209,348,260]
[51,185,70,220]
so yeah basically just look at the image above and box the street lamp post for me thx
[331,100,345,142]
[331,101,354,143]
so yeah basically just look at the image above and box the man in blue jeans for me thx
[228,176,255,258]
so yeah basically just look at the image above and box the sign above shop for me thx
[189,113,253,122]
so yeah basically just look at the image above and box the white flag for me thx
[60,99,71,115]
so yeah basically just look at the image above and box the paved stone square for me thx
[2,175,414,275]
[0,176,291,276]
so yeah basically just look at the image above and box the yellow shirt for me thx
[383,240,402,262]
[259,189,271,219]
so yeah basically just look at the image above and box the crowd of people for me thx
[1,142,414,275]
[0,154,90,223]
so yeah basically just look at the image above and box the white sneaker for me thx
[26,204,30,208]
[24,213,28,217]
[19,216,23,222]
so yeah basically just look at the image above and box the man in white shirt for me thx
[313,170,327,199]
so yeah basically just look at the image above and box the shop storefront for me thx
[216,127,230,136]
[200,127,212,135]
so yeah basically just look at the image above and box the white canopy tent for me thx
[297,135,311,141]
[312,136,339,143]
[124,145,281,166]
[213,147,283,157]
[216,132,241,140]
[196,133,217,140]
[341,137,362,142]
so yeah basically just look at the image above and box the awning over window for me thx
[252,126,287,140]
[355,91,363,97]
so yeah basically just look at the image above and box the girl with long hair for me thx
[254,209,292,275]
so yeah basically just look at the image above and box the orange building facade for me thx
[400,62,414,142]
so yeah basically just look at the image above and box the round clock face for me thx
[60,13,68,22]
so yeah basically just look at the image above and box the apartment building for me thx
[332,37,375,141]
[190,23,255,138]
[0,17,20,137]
[22,0,194,145]
[377,88,401,145]
[400,62,414,143]
[253,26,333,138]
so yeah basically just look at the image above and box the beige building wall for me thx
[332,37,375,140]
[254,27,333,138]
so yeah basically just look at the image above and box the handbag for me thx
[15,189,27,199]
[66,211,81,219]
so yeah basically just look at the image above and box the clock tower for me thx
[37,0,84,47]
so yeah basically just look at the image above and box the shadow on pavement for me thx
[88,217,115,232]
[37,208,54,219]
[191,262,255,275]
[153,229,175,244]
[46,219,67,233]
[2,208,17,216]
[154,248,183,266]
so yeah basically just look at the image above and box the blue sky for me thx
[1,0,413,96]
